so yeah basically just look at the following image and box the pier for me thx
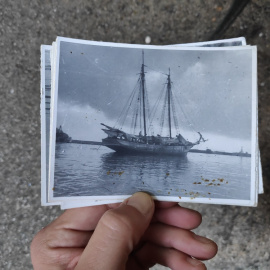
[69,140,251,157]
[189,149,251,157]
[70,140,103,146]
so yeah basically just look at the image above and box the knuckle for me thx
[40,226,59,248]
[30,229,53,267]
[101,209,135,237]
[50,250,74,268]
[31,227,72,268]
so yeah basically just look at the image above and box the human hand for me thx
[31,192,217,269]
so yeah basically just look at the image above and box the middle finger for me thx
[143,223,218,260]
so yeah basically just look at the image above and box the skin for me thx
[31,192,218,270]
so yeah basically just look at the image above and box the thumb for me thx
[75,192,155,270]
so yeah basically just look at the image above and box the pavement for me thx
[0,0,270,269]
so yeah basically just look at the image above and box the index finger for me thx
[154,205,202,229]
[52,204,109,231]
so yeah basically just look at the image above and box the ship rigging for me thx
[101,51,205,155]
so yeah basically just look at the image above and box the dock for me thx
[190,149,251,157]
[70,140,103,146]
[69,140,251,157]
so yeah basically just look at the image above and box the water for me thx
[54,143,251,200]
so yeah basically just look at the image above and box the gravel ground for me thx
[1,1,270,269]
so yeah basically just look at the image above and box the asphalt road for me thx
[1,1,270,269]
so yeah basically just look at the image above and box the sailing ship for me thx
[101,52,205,155]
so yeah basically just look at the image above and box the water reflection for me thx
[53,144,251,200]
[99,151,190,196]
[101,151,188,170]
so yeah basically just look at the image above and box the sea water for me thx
[53,143,251,200]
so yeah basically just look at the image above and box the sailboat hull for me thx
[102,138,193,156]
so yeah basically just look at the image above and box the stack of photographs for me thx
[41,37,262,209]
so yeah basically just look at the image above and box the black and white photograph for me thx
[41,38,262,209]
[48,38,257,206]
[175,36,246,47]
[40,45,59,206]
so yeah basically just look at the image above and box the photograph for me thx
[48,38,257,206]
[175,37,246,47]
[40,45,58,206]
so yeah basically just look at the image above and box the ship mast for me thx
[141,51,147,137]
[167,68,172,138]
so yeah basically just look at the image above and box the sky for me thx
[56,40,255,152]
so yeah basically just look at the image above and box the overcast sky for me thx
[56,40,255,152]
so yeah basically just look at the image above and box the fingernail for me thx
[193,234,213,244]
[186,257,204,266]
[126,192,153,216]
